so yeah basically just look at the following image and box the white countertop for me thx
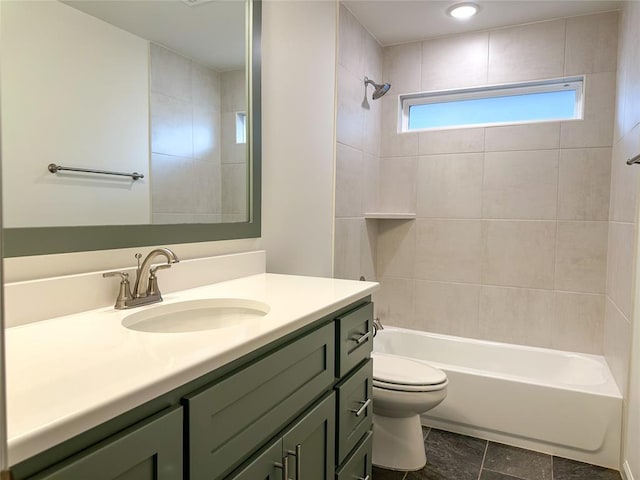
[5,273,378,465]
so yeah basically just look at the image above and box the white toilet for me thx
[371,352,448,471]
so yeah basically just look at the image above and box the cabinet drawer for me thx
[336,302,373,378]
[28,407,183,480]
[336,430,373,480]
[185,322,335,480]
[335,358,373,465]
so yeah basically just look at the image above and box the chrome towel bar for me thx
[47,163,144,180]
[626,153,640,166]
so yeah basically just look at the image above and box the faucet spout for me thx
[133,248,179,299]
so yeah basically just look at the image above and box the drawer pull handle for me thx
[287,444,302,479]
[354,476,370,480]
[353,331,372,345]
[274,455,289,480]
[350,398,372,417]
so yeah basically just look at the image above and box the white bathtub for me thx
[374,327,623,469]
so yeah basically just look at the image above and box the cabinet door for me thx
[28,407,183,480]
[185,323,335,480]
[226,439,285,480]
[282,393,335,480]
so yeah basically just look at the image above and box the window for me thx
[401,77,584,132]
[235,111,247,144]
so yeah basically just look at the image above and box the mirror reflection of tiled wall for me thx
[150,43,247,224]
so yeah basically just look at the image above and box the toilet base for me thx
[372,413,426,471]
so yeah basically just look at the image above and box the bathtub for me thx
[374,327,623,469]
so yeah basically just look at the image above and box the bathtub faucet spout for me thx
[373,317,384,336]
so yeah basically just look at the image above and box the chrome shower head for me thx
[364,76,391,100]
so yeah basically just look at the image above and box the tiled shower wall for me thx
[606,1,640,397]
[150,43,223,224]
[336,10,620,355]
[334,5,383,282]
[150,45,248,224]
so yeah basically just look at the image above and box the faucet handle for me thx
[147,264,172,297]
[103,271,133,310]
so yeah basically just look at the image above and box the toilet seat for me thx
[372,352,447,392]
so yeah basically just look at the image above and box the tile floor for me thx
[373,428,622,480]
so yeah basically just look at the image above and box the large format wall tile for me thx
[485,123,560,152]
[555,221,608,294]
[375,276,415,328]
[419,127,485,155]
[479,286,554,347]
[558,148,611,221]
[482,150,559,220]
[378,156,417,212]
[414,281,480,338]
[377,220,416,278]
[335,143,364,218]
[553,292,604,354]
[561,72,616,148]
[150,93,193,158]
[564,11,618,76]
[482,220,556,289]
[604,298,633,395]
[150,44,192,101]
[334,218,362,280]
[338,4,365,76]
[415,219,483,283]
[381,95,419,157]
[609,125,640,223]
[337,64,364,150]
[606,221,635,319]
[383,42,421,94]
[488,19,566,83]
[417,153,483,218]
[420,31,488,91]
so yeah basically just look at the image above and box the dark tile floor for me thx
[372,428,622,480]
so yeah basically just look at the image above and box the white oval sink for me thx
[122,298,270,333]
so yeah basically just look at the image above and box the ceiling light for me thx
[447,3,480,19]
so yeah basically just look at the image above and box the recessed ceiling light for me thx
[446,3,480,19]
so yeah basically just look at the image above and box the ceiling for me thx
[343,0,622,46]
[64,0,246,71]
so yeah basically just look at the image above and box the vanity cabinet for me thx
[185,322,335,479]
[15,298,374,480]
[228,392,335,480]
[27,407,183,480]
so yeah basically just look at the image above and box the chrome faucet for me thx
[103,247,179,309]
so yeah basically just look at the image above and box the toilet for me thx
[371,352,448,471]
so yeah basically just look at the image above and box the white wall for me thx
[1,1,150,227]
[261,0,337,278]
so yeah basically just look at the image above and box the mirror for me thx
[0,0,261,257]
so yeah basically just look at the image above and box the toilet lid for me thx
[372,352,447,386]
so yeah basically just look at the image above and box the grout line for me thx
[477,440,489,480]
[551,455,554,480]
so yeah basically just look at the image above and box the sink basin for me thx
[122,298,270,333]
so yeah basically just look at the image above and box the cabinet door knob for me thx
[287,444,302,479]
[350,398,372,417]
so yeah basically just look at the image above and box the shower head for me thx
[364,76,391,100]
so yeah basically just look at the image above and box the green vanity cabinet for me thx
[27,407,183,480]
[184,322,335,480]
[15,298,374,480]
[227,392,336,480]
